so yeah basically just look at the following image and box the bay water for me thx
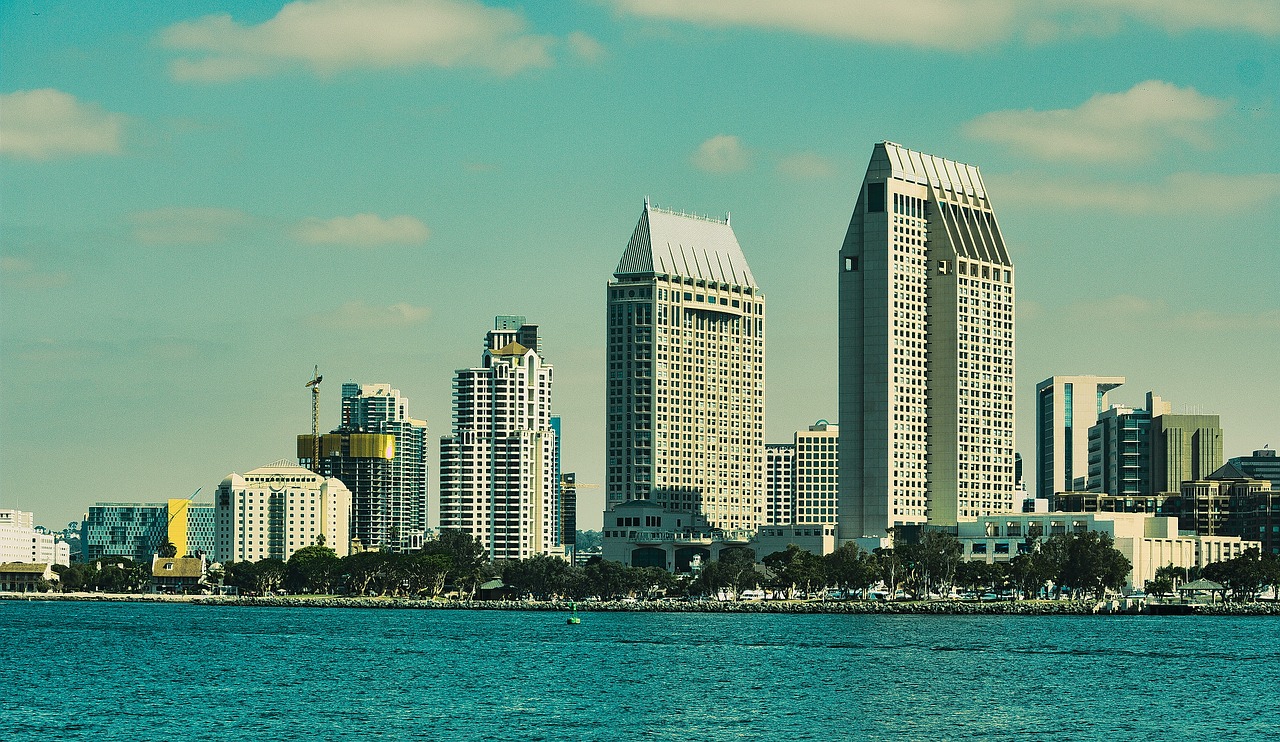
[2,601,1275,740]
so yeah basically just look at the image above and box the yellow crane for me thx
[305,365,322,472]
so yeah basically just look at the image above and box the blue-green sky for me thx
[3,0,1277,530]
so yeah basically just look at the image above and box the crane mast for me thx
[305,366,322,473]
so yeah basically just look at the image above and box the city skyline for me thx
[2,2,1278,530]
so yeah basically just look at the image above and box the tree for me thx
[1203,547,1267,601]
[825,543,880,598]
[342,551,394,596]
[1009,550,1056,599]
[256,558,287,594]
[223,561,259,595]
[158,541,178,559]
[1051,532,1130,599]
[694,547,757,599]
[286,545,340,594]
[424,529,489,597]
[916,531,962,597]
[762,545,826,599]
[502,554,572,600]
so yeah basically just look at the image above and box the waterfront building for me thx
[1226,447,1280,486]
[1153,410,1222,494]
[1087,406,1154,497]
[299,382,428,552]
[600,499,754,571]
[794,421,839,525]
[81,501,214,563]
[1035,376,1125,497]
[150,555,207,593]
[215,460,352,563]
[765,444,796,525]
[0,562,56,592]
[838,142,1016,539]
[438,317,560,561]
[957,511,1257,591]
[606,200,766,532]
[754,524,837,560]
[0,510,71,567]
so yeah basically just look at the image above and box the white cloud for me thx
[310,300,431,329]
[567,31,606,62]
[0,89,125,159]
[293,213,429,247]
[604,1,1280,50]
[0,256,70,290]
[607,0,1015,51]
[160,0,559,81]
[965,80,1227,163]
[130,207,252,245]
[777,151,836,179]
[1058,294,1280,332]
[991,171,1280,215]
[691,135,748,174]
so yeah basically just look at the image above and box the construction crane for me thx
[305,365,322,472]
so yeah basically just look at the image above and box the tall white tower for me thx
[606,201,765,531]
[838,142,1015,540]
[438,318,558,560]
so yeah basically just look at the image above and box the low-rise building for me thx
[754,524,836,560]
[601,500,754,572]
[82,500,215,563]
[215,459,353,563]
[0,510,71,567]
[0,562,56,592]
[957,511,1258,591]
[151,555,208,593]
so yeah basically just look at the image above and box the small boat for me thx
[566,601,581,625]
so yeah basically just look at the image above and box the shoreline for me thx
[4,592,1278,615]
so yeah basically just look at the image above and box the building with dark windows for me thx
[1035,376,1125,497]
[838,142,1015,541]
[1087,405,1154,497]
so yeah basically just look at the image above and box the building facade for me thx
[215,460,352,563]
[838,142,1015,539]
[1227,448,1280,486]
[0,510,71,567]
[1087,406,1154,497]
[794,421,839,525]
[438,318,559,561]
[299,382,428,553]
[81,501,214,563]
[1035,375,1125,497]
[605,200,765,532]
[1153,412,1223,494]
[764,444,796,526]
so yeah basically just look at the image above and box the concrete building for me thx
[600,499,756,572]
[0,510,71,567]
[560,472,579,562]
[299,382,428,552]
[794,421,839,526]
[438,318,560,561]
[838,142,1015,539]
[1035,376,1125,497]
[957,511,1257,591]
[1153,411,1223,494]
[764,444,796,526]
[81,501,215,563]
[215,460,353,563]
[1226,447,1280,486]
[755,524,837,560]
[1087,406,1154,497]
[606,200,765,532]
[0,562,56,592]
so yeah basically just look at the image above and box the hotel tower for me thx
[838,142,1015,540]
[606,200,765,531]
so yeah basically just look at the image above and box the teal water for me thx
[1,601,1276,741]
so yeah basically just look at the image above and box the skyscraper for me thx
[299,382,428,552]
[838,142,1015,540]
[1035,375,1126,496]
[215,460,352,563]
[606,200,765,532]
[438,317,559,560]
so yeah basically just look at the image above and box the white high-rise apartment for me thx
[795,421,839,525]
[215,460,352,563]
[438,318,558,560]
[606,200,765,532]
[1035,375,1125,497]
[0,510,71,566]
[838,142,1015,540]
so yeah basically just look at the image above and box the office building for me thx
[1035,376,1125,497]
[81,501,215,563]
[1153,411,1222,494]
[605,200,765,532]
[1087,406,1154,497]
[794,421,839,525]
[1,510,71,567]
[838,142,1015,539]
[215,460,352,563]
[299,382,428,552]
[438,318,559,560]
[1226,447,1280,486]
[561,472,578,562]
[764,444,796,525]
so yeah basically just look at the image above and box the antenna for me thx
[305,366,322,472]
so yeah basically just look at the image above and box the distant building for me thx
[1087,406,1154,497]
[561,472,578,562]
[764,444,796,526]
[150,555,208,593]
[1153,409,1222,494]
[1035,376,1125,498]
[838,142,1016,539]
[438,318,560,561]
[81,501,214,563]
[600,499,754,572]
[215,460,353,563]
[755,524,837,560]
[0,562,56,592]
[605,201,766,532]
[301,382,428,552]
[1226,447,1280,487]
[794,422,839,525]
[0,510,71,567]
[958,512,1257,591]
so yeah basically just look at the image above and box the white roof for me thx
[878,141,987,201]
[616,202,757,288]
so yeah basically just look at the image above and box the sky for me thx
[2,0,1277,532]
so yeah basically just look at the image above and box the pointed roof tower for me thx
[616,200,756,288]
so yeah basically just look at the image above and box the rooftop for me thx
[616,199,757,288]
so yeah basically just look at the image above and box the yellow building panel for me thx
[167,498,190,556]
[297,433,394,459]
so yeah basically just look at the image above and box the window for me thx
[844,256,859,272]
[867,182,886,213]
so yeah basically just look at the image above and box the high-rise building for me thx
[605,200,765,531]
[1035,376,1125,497]
[215,460,352,563]
[794,421,839,525]
[1224,447,1280,487]
[1,510,71,566]
[1087,406,1154,496]
[438,318,559,560]
[1153,411,1223,494]
[764,444,796,526]
[299,382,428,552]
[81,501,215,563]
[838,142,1015,540]
[560,472,578,561]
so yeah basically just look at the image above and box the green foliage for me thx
[1202,547,1273,601]
[1047,532,1130,599]
[53,557,149,594]
[693,547,758,599]
[286,545,340,594]
[158,541,178,559]
[824,543,880,596]
[762,545,826,598]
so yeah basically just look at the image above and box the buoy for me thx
[566,601,581,624]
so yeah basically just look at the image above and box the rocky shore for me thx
[6,592,1278,615]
